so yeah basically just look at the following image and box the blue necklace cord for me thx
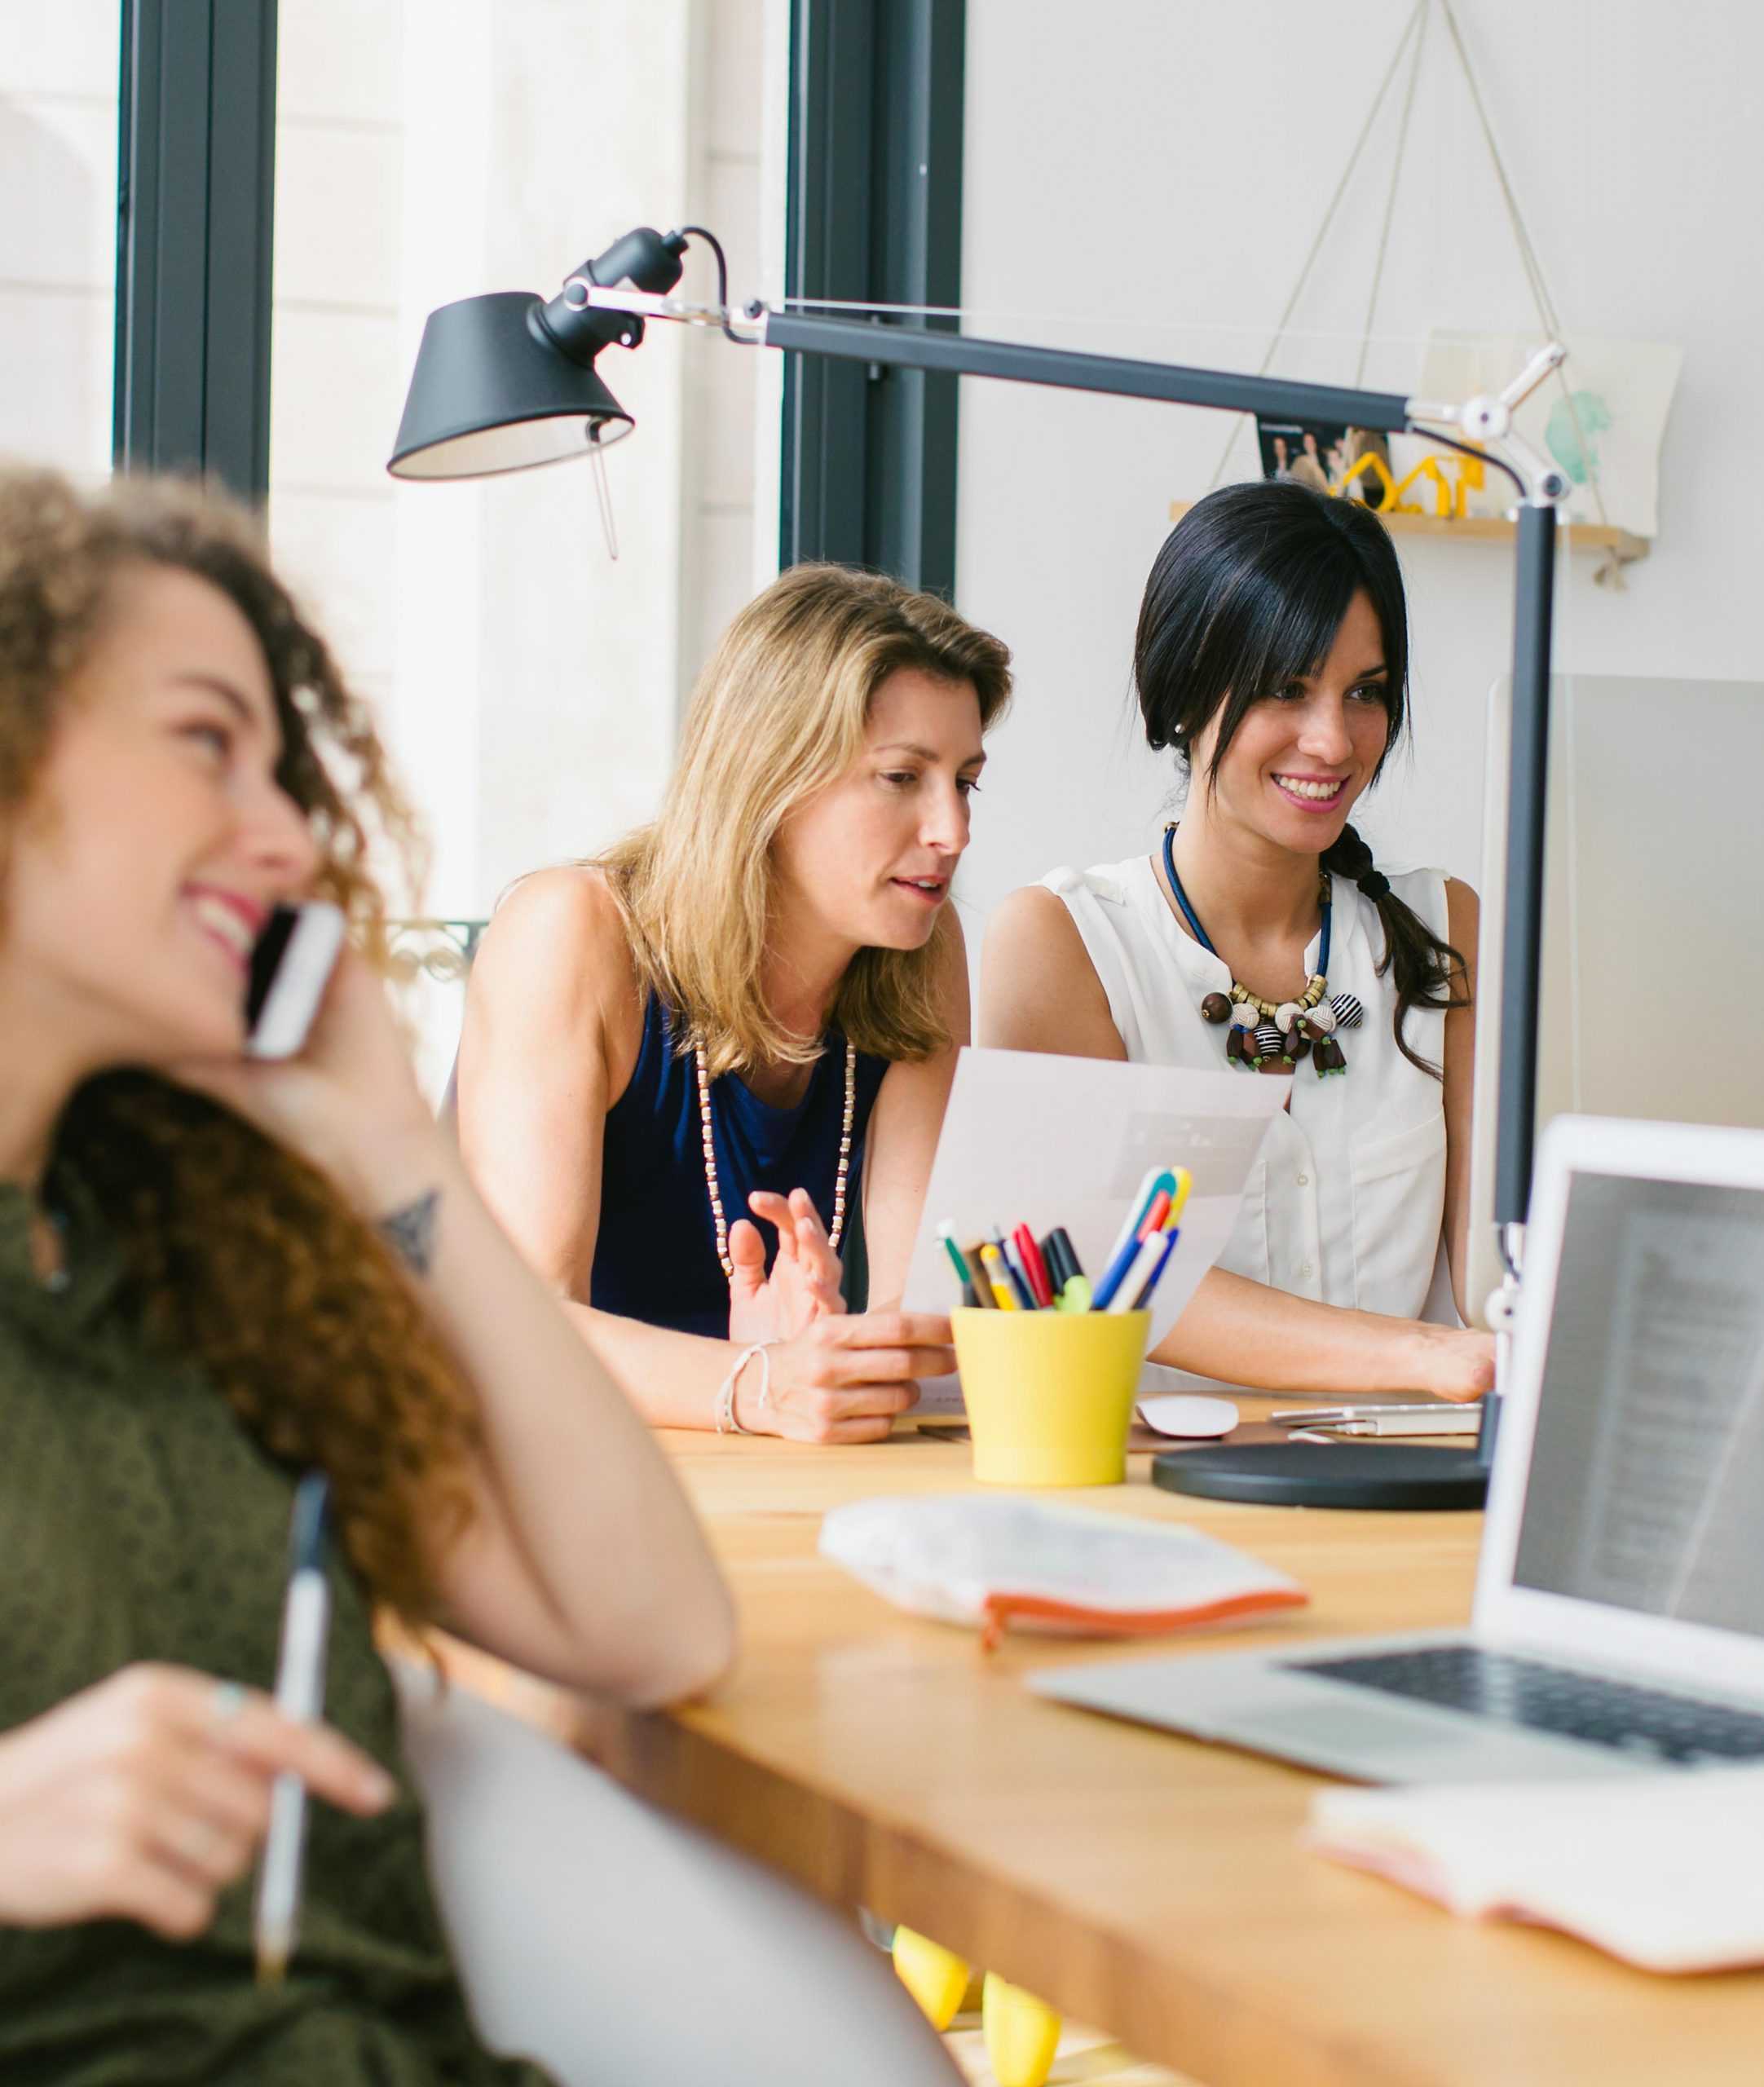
[1161,824,1331,977]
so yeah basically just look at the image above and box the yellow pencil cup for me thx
[952,1308,1149,1487]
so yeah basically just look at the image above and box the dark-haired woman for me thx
[981,481,1494,1400]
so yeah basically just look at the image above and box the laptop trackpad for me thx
[1239,1702,1468,1756]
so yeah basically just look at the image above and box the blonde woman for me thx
[456,565,1012,1441]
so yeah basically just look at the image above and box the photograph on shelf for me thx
[1256,418,1393,510]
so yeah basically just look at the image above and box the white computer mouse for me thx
[1136,1393,1240,1439]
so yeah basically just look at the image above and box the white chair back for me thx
[394,1659,962,2086]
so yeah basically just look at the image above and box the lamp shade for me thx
[387,291,633,480]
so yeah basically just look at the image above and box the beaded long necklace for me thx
[695,1039,858,1279]
[1160,824,1362,1076]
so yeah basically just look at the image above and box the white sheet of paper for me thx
[902,1048,1287,1414]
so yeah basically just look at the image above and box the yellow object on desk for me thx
[952,1307,1149,1486]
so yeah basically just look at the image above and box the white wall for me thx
[951,0,1764,938]
[269,0,780,1095]
[0,7,120,482]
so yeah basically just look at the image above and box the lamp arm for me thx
[757,306,1418,434]
[577,278,1568,503]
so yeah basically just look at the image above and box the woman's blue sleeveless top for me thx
[593,995,889,1339]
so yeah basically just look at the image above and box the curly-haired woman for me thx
[0,467,736,2080]
[456,565,1011,1441]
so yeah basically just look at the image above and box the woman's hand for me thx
[1413,1324,1499,1402]
[727,1188,846,1346]
[173,948,439,1207]
[736,1310,956,1444]
[0,1664,394,1939]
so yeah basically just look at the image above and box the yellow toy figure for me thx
[1450,447,1486,517]
[1338,448,1480,520]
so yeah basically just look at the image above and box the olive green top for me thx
[0,1170,558,2086]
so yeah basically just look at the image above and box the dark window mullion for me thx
[782,0,964,594]
[115,0,278,501]
[203,2,279,498]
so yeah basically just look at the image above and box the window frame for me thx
[114,0,280,498]
[779,0,967,595]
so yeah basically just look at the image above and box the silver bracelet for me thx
[714,1343,774,1435]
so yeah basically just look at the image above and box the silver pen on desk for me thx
[254,1472,333,1988]
[1272,1403,1477,1437]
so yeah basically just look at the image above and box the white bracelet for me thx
[715,1343,774,1435]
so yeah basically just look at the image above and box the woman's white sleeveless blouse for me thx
[1043,854,1453,1322]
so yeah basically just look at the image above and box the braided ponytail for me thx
[1321,823,1467,1077]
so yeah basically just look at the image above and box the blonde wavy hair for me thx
[600,563,1012,1076]
[0,465,478,1630]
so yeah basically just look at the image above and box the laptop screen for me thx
[1512,1170,1764,1637]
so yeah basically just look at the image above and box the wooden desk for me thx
[487,1412,1764,2087]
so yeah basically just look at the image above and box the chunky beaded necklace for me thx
[1161,824,1362,1076]
[695,1039,857,1279]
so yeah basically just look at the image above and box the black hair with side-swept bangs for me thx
[1133,479,1466,1076]
[1136,478,1409,779]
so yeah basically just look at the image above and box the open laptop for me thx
[1030,1114,1764,1783]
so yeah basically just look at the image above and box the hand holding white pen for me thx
[254,1473,337,1986]
[0,1660,390,1940]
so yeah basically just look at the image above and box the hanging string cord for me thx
[1354,4,1430,389]
[1202,0,1426,492]
[677,224,749,345]
[1436,0,1607,523]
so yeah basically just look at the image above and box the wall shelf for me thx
[1167,501,1650,569]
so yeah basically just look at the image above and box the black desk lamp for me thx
[389,225,1568,1510]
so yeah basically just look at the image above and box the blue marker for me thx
[1091,1225,1152,1312]
[991,1230,1037,1311]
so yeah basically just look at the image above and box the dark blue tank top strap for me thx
[591,995,888,1340]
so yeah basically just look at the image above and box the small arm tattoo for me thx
[377,1189,440,1277]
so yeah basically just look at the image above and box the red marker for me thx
[1012,1224,1055,1308]
[1137,1189,1172,1239]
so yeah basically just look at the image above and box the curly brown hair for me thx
[0,465,478,1628]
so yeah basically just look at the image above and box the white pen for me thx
[254,1472,333,1988]
[1105,1232,1166,1313]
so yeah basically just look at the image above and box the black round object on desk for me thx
[1151,1442,1488,1510]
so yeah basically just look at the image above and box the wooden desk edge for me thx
[572,1689,1400,2087]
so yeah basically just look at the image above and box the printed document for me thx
[900,1048,1286,1414]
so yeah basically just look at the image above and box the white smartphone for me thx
[245,902,346,1059]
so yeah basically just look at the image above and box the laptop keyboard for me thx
[1285,1644,1764,1764]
